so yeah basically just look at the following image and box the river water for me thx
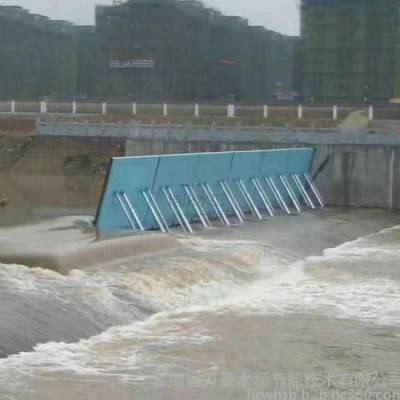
[0,208,400,400]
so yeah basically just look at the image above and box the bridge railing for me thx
[0,100,399,121]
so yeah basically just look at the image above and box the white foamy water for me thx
[0,216,400,399]
[209,225,400,327]
[0,236,268,360]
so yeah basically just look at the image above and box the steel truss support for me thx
[162,187,187,233]
[202,183,230,226]
[116,191,137,231]
[122,192,144,231]
[222,180,245,219]
[188,186,211,227]
[116,191,144,231]
[115,171,323,235]
[167,187,193,234]
[252,177,274,217]
[219,181,244,223]
[280,175,301,213]
[142,189,169,233]
[265,177,291,215]
[304,173,325,208]
[201,184,224,224]
[237,179,263,220]
[184,185,209,228]
[292,174,315,209]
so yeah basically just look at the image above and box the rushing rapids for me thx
[0,208,400,400]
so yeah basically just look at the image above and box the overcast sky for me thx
[0,0,300,35]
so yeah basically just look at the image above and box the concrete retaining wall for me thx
[312,144,400,209]
[38,122,400,210]
[38,122,400,145]
[2,122,400,228]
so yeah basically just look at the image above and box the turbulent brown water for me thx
[0,209,400,400]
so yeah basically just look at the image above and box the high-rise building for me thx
[0,1,297,103]
[95,0,297,102]
[0,5,79,99]
[301,0,400,103]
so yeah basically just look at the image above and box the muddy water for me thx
[0,208,400,400]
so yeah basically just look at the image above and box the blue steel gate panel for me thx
[96,156,160,233]
[95,148,315,234]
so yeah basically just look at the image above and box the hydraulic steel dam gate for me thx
[95,148,324,235]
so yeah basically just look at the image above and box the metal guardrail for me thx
[1,100,398,121]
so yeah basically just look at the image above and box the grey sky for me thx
[0,0,300,35]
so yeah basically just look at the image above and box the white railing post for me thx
[132,102,137,116]
[102,102,107,115]
[194,103,200,117]
[163,103,168,117]
[332,105,338,120]
[368,105,374,121]
[227,104,235,118]
[72,101,77,115]
[297,104,303,120]
[40,101,47,114]
[11,100,15,114]
[263,104,269,118]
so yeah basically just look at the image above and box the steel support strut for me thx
[292,174,315,209]
[265,177,291,214]
[162,187,186,232]
[280,175,301,213]
[185,186,209,228]
[252,177,274,217]
[223,181,245,219]
[143,190,168,233]
[219,181,244,222]
[116,191,137,231]
[304,173,325,208]
[188,186,211,226]
[237,180,263,220]
[167,187,193,234]
[122,192,144,230]
[205,183,230,226]
[201,183,224,223]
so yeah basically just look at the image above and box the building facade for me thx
[0,6,77,99]
[301,0,400,103]
[95,0,297,102]
[0,1,296,103]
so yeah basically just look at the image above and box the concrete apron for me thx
[0,216,180,274]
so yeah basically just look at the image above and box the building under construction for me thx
[96,0,297,102]
[0,0,296,102]
[301,0,400,103]
[0,6,76,99]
